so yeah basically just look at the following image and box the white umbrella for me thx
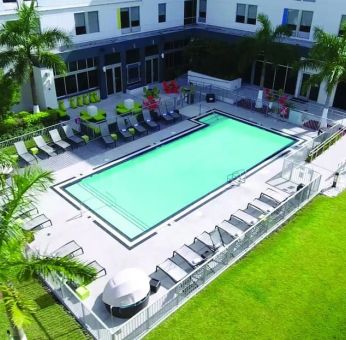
[320,107,328,129]
[102,268,149,307]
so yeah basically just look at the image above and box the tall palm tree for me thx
[0,1,71,113]
[237,14,296,108]
[300,25,346,127]
[0,159,96,339]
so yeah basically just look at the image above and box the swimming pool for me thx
[63,112,295,241]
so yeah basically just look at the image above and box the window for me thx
[236,4,257,25]
[198,0,207,23]
[120,6,140,33]
[283,9,313,39]
[74,11,99,35]
[127,64,141,84]
[104,52,121,66]
[339,15,346,36]
[54,57,99,98]
[236,4,246,23]
[158,3,166,23]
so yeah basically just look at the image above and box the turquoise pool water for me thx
[64,113,294,240]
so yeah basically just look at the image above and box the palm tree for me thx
[300,25,346,127]
[0,159,96,339]
[237,14,295,108]
[0,1,71,113]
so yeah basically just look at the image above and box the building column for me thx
[120,49,127,93]
[98,51,108,100]
[294,69,304,98]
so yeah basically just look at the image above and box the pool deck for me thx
[30,100,322,330]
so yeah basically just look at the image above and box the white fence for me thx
[42,169,321,340]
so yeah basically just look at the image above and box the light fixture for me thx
[161,53,165,59]
[102,66,106,72]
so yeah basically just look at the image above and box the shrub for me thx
[47,108,70,121]
[77,96,83,107]
[83,94,90,106]
[22,111,50,126]
[69,97,77,109]
[58,100,66,111]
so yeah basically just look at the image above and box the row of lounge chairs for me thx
[155,188,291,284]
[14,125,84,164]
[52,240,107,280]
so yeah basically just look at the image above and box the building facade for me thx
[1,0,346,110]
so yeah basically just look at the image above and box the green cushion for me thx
[30,147,39,155]
[75,286,90,300]
[128,128,135,135]
[111,133,118,141]
[81,135,89,143]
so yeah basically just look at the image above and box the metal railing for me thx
[37,167,321,340]
[113,171,321,340]
[307,125,346,162]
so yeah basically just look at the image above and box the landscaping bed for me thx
[0,279,91,340]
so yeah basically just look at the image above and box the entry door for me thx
[145,57,159,84]
[299,73,320,101]
[184,0,197,25]
[106,66,122,95]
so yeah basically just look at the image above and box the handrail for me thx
[308,125,346,160]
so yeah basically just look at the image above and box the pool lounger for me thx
[173,245,205,268]
[87,260,107,278]
[156,258,188,283]
[231,210,258,226]
[14,141,37,164]
[100,124,115,147]
[142,109,160,130]
[62,125,85,145]
[249,199,275,214]
[52,240,84,258]
[33,136,56,157]
[117,117,134,140]
[49,129,71,151]
[260,188,290,206]
[22,214,52,231]
[195,229,224,252]
[128,115,148,135]
[217,220,243,239]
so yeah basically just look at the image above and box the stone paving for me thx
[28,96,323,331]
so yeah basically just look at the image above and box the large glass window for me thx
[74,13,86,35]
[339,15,346,36]
[247,5,257,25]
[74,11,99,35]
[236,4,246,23]
[286,9,299,31]
[236,4,257,25]
[54,57,99,98]
[199,0,207,22]
[158,3,166,23]
[127,63,141,84]
[120,6,140,32]
[300,11,313,33]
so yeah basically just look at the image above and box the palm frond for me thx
[37,52,67,74]
[14,256,97,285]
[0,284,36,328]
[36,29,72,50]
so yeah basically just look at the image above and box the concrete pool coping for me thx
[53,109,301,248]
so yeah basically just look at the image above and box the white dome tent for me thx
[102,268,150,318]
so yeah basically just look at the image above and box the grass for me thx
[0,279,91,340]
[146,192,346,340]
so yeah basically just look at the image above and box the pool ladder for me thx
[227,169,246,186]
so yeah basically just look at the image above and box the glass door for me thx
[299,73,320,101]
[106,65,122,95]
[145,57,159,84]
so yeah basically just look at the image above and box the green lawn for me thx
[147,192,346,340]
[0,280,90,340]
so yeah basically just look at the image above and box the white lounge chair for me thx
[260,188,290,206]
[33,136,55,156]
[22,214,52,231]
[249,199,274,214]
[14,141,36,164]
[231,210,258,226]
[62,125,84,145]
[52,240,84,258]
[49,129,71,151]
[174,245,205,268]
[156,258,188,283]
